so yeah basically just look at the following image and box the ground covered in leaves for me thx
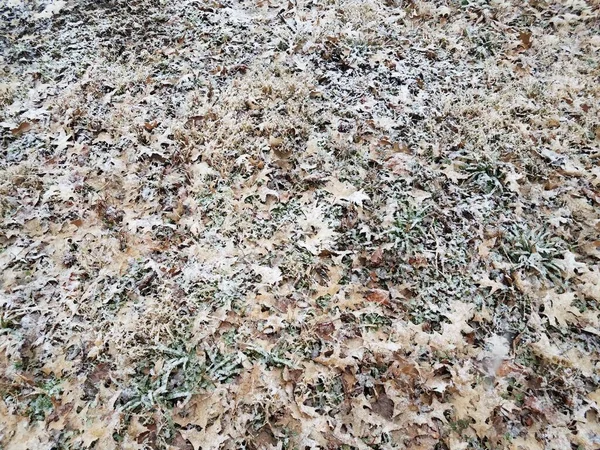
[1,0,600,448]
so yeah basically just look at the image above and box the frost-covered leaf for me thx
[251,265,282,285]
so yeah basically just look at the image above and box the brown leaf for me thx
[180,420,229,450]
[496,361,519,377]
[173,393,224,429]
[143,121,159,132]
[524,396,545,415]
[582,188,600,206]
[392,142,410,154]
[386,358,419,380]
[75,411,120,449]
[476,273,506,295]
[408,254,427,268]
[369,270,378,283]
[370,246,384,266]
[268,136,283,147]
[283,367,304,384]
[170,431,194,450]
[127,417,151,444]
[341,370,357,395]
[316,321,336,339]
[252,427,277,448]
[46,402,74,428]
[371,391,394,419]
[365,289,390,306]
[478,238,496,258]
[519,31,532,49]
[11,121,32,135]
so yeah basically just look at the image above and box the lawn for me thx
[1,0,599,449]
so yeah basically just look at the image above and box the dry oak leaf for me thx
[324,178,370,207]
[125,416,149,445]
[370,246,384,266]
[553,251,586,280]
[477,237,496,258]
[530,334,596,377]
[174,391,226,429]
[408,188,432,205]
[297,206,338,255]
[450,374,516,439]
[504,169,524,193]
[440,163,468,183]
[588,388,600,405]
[580,267,600,301]
[251,265,282,285]
[75,411,120,450]
[475,272,505,295]
[365,289,390,306]
[427,301,475,351]
[572,406,600,449]
[519,31,533,50]
[180,420,230,450]
[349,395,402,433]
[509,434,544,450]
[2,420,51,450]
[540,290,580,329]
[370,391,395,420]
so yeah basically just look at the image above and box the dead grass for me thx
[1,0,600,449]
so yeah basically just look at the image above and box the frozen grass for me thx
[1,0,600,449]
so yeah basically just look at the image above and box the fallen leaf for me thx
[519,31,532,49]
[476,273,506,295]
[370,247,384,266]
[252,265,283,285]
[11,121,32,135]
[365,289,390,306]
[180,420,229,450]
[325,179,370,207]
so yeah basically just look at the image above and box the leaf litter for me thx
[1,0,600,449]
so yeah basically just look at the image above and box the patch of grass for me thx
[222,329,237,347]
[386,203,431,254]
[316,294,332,309]
[360,313,392,329]
[195,184,233,229]
[278,427,299,450]
[515,348,541,371]
[244,344,294,369]
[27,378,61,421]
[206,347,244,382]
[28,394,54,421]
[501,378,526,406]
[500,225,564,282]
[409,304,443,328]
[297,376,344,414]
[464,159,504,194]
[121,345,213,412]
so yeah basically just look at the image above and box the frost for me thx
[1,0,599,448]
